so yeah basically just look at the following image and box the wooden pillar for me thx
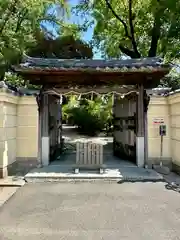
[50,101,56,148]
[144,90,150,167]
[37,109,42,166]
[136,84,145,167]
[55,101,59,145]
[58,97,63,145]
[112,93,116,153]
[53,101,58,147]
[53,102,56,147]
[41,93,50,166]
[144,111,148,166]
[36,94,42,167]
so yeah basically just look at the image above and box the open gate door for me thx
[113,96,137,163]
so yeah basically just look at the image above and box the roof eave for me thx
[12,66,171,75]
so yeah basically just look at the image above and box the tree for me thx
[159,67,180,90]
[0,0,69,79]
[76,0,180,60]
[28,33,93,59]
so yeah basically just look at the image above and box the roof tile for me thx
[13,56,170,72]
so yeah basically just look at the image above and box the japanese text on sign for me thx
[153,118,164,124]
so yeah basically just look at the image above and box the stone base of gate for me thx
[24,164,164,182]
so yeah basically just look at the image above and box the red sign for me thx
[153,118,164,124]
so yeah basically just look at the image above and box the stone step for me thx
[24,167,164,183]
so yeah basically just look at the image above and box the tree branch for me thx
[105,0,141,58]
[15,9,28,33]
[104,0,131,39]
[119,44,139,58]
[128,0,140,57]
[148,12,161,57]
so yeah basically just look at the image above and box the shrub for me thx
[62,95,113,136]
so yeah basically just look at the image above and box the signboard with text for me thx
[153,118,164,124]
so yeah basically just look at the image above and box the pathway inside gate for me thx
[59,124,133,167]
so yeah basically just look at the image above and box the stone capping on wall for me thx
[146,87,171,96]
[147,87,180,98]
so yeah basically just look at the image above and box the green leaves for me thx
[62,95,113,136]
[4,72,25,87]
[28,34,93,59]
[0,0,69,77]
[76,0,180,60]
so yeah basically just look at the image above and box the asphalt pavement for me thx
[0,181,180,240]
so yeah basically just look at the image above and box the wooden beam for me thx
[24,71,168,88]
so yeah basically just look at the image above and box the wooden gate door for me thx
[113,97,137,162]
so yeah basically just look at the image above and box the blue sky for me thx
[68,0,93,40]
[44,0,101,58]
[67,0,101,58]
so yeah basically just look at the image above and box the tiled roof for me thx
[13,56,170,72]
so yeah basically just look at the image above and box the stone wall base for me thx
[0,158,38,178]
[15,157,38,162]
[0,167,8,178]
[7,158,38,177]
[146,157,172,169]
